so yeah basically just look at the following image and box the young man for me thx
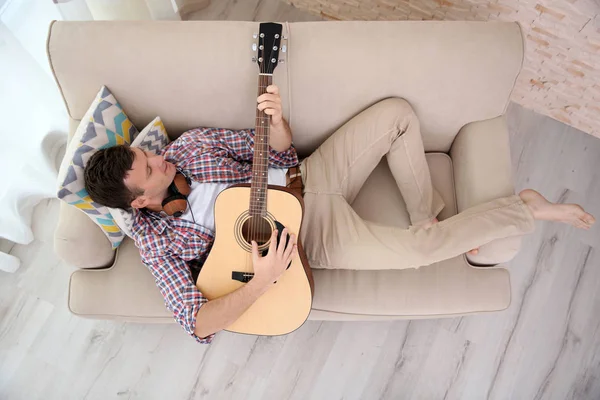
[84,86,595,344]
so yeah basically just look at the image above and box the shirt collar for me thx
[135,207,171,234]
[133,167,191,235]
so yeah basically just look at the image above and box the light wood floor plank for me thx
[2,2,600,399]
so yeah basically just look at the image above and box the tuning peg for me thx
[283,35,288,40]
[278,59,285,63]
[252,56,257,62]
[281,44,287,53]
[252,43,257,51]
[253,33,258,39]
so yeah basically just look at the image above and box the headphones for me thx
[162,172,192,217]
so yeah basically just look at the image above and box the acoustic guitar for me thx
[195,22,314,336]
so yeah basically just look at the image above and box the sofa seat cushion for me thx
[69,236,172,322]
[68,153,510,321]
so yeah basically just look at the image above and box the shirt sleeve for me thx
[142,252,214,344]
[164,128,298,182]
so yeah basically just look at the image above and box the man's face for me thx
[125,147,177,209]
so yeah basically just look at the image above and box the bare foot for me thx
[519,189,596,230]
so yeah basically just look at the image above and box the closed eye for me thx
[144,151,153,178]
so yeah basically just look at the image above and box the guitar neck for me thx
[249,73,273,217]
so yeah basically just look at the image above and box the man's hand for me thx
[257,85,292,152]
[251,228,297,286]
[194,228,298,339]
[257,84,283,126]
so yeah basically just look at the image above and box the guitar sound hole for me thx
[241,216,272,247]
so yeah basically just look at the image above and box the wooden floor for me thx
[2,1,600,399]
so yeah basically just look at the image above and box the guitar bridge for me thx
[232,271,254,283]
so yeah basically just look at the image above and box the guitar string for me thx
[256,39,272,247]
[253,75,262,246]
[249,30,281,263]
[223,30,287,280]
[262,33,278,249]
[252,38,264,247]
[254,39,270,246]
[249,37,259,261]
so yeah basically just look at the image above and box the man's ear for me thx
[131,196,149,209]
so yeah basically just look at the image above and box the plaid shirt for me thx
[131,127,298,344]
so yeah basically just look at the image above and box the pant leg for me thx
[302,194,534,270]
[300,97,444,226]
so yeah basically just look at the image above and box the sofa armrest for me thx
[450,116,523,265]
[54,201,115,268]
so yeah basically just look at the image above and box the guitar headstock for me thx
[252,23,284,74]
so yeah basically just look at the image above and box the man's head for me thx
[84,145,177,210]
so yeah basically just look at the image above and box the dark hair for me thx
[84,145,143,210]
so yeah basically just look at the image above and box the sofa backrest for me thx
[47,20,523,156]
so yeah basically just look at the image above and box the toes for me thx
[574,220,589,230]
[580,219,591,228]
[580,216,595,228]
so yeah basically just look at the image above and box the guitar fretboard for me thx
[249,74,273,217]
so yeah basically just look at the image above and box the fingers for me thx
[286,245,298,265]
[257,90,282,120]
[277,228,288,256]
[257,93,281,104]
[284,234,297,262]
[268,229,278,255]
[251,241,259,262]
[257,100,281,113]
[257,101,281,114]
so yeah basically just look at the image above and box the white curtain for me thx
[0,0,69,272]
[0,0,180,272]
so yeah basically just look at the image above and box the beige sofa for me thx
[49,20,524,323]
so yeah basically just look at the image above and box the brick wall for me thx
[285,0,600,138]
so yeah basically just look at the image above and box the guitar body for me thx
[196,184,314,335]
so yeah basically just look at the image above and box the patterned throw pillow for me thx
[109,117,171,237]
[57,86,139,249]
